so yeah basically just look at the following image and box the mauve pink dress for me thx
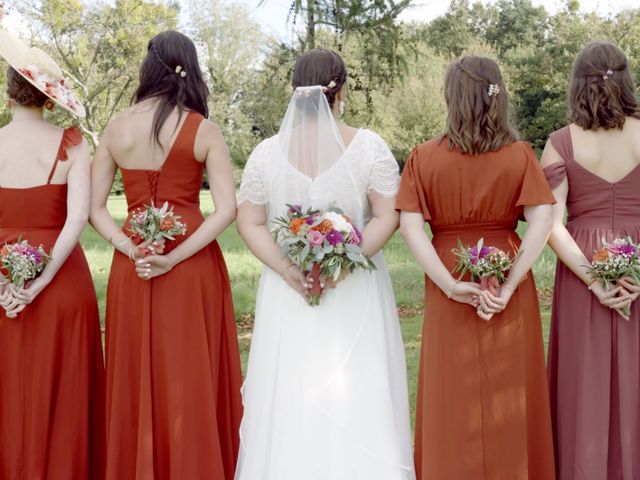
[545,126,640,480]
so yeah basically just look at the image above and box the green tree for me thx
[187,0,264,166]
[15,0,178,146]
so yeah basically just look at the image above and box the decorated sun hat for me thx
[0,30,85,117]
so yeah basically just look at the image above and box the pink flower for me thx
[307,230,324,246]
[349,225,361,245]
[325,229,344,246]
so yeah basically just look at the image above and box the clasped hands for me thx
[281,263,348,299]
[591,277,640,321]
[0,276,48,319]
[447,280,515,321]
[132,239,175,280]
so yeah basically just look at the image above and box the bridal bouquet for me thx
[452,238,513,294]
[272,204,376,306]
[128,201,187,246]
[0,240,51,289]
[587,237,640,316]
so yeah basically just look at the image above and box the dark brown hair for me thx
[569,41,640,130]
[6,66,48,108]
[133,30,209,148]
[292,48,347,109]
[443,56,518,154]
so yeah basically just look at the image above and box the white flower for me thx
[323,211,352,233]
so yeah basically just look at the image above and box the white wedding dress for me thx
[235,87,415,480]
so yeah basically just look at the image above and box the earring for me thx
[44,99,55,111]
[339,100,345,116]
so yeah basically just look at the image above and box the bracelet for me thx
[446,279,459,299]
[128,246,137,264]
[280,262,295,279]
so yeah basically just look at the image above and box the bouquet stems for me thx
[307,263,322,306]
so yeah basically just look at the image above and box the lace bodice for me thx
[238,129,399,229]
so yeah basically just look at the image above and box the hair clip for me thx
[603,69,613,80]
[322,80,337,93]
[488,84,500,97]
[175,65,187,78]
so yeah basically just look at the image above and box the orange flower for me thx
[290,218,305,235]
[160,217,176,232]
[592,248,609,262]
[312,220,333,234]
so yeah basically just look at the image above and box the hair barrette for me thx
[603,69,613,80]
[488,84,500,97]
[321,80,337,93]
[175,65,187,78]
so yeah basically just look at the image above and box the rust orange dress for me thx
[0,128,106,479]
[104,112,243,479]
[397,138,556,479]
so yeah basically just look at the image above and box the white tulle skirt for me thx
[235,252,416,480]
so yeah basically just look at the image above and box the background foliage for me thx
[1,0,640,172]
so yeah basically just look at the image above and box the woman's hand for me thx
[476,283,516,321]
[591,282,634,321]
[322,271,348,290]
[135,254,175,280]
[448,281,484,307]
[282,264,310,298]
[5,277,50,314]
[1,285,24,318]
[617,277,640,302]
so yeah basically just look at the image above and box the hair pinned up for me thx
[292,49,347,109]
[6,66,48,108]
[443,56,518,155]
[569,41,640,130]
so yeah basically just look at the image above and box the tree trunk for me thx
[306,0,315,49]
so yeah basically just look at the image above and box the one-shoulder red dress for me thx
[0,127,106,479]
[104,112,243,480]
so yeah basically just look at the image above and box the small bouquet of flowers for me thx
[587,237,640,316]
[452,238,513,294]
[128,201,187,246]
[0,240,51,289]
[272,204,377,306]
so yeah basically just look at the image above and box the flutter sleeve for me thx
[238,141,268,206]
[516,142,557,207]
[368,135,400,197]
[396,147,431,221]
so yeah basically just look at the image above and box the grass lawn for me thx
[84,193,555,421]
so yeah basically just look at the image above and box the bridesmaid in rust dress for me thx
[0,32,105,479]
[543,41,640,479]
[397,56,556,479]
[90,31,242,479]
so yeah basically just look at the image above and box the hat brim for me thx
[0,30,86,118]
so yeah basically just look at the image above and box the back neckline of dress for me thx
[119,111,195,174]
[286,128,364,183]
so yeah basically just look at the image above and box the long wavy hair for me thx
[569,41,640,130]
[133,30,209,148]
[443,56,518,154]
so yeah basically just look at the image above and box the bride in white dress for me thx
[235,48,415,480]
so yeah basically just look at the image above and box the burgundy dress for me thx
[545,126,640,479]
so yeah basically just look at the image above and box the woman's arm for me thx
[236,202,309,296]
[541,141,631,317]
[89,124,141,259]
[399,211,483,308]
[480,140,632,318]
[8,139,93,316]
[136,121,236,279]
[359,193,399,257]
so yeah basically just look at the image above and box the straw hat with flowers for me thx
[0,30,85,117]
